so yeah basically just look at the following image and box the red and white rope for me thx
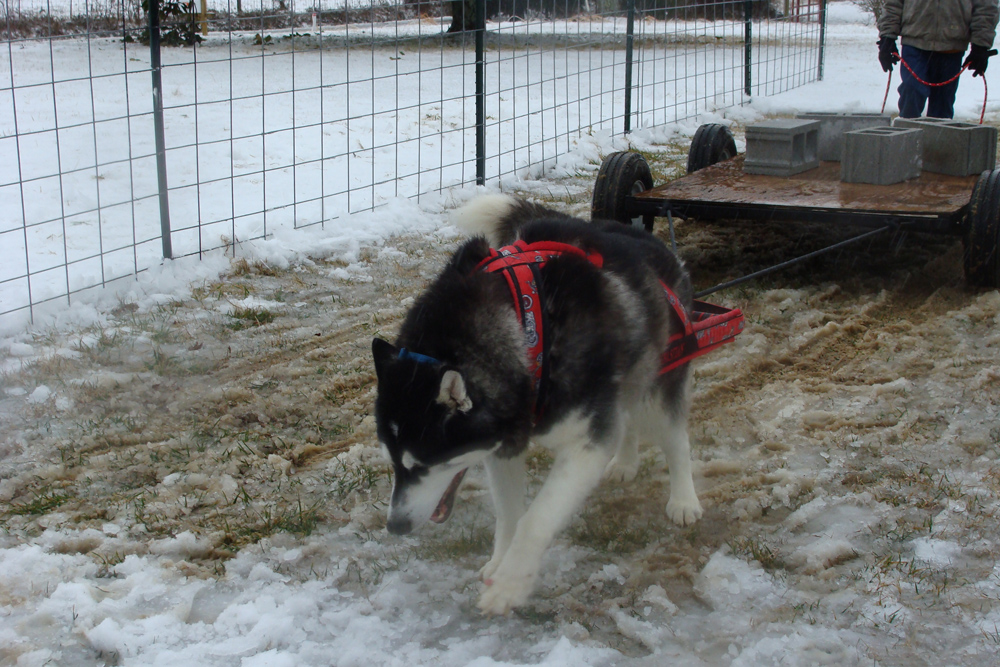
[880,54,988,124]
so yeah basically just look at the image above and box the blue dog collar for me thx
[398,348,441,365]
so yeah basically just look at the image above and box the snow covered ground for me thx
[2,6,793,328]
[2,3,1000,665]
[8,0,386,15]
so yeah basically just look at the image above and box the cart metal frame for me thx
[592,141,999,293]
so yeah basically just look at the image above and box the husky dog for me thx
[372,195,702,614]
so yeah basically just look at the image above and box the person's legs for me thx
[897,44,932,118]
[926,51,964,118]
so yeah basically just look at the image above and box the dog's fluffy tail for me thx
[451,194,567,247]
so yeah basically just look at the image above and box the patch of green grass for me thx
[9,489,72,516]
[95,551,128,578]
[416,524,493,561]
[860,548,969,603]
[228,305,277,330]
[637,150,688,186]
[525,448,554,482]
[513,606,559,624]
[342,545,412,595]
[273,497,323,536]
[569,511,656,555]
[192,280,254,303]
[211,494,323,555]
[324,458,389,502]
[73,326,124,359]
[130,492,173,537]
[146,347,182,375]
[230,257,281,277]
[727,534,784,571]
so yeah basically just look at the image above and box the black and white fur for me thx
[372,194,702,614]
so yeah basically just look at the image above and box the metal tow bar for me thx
[693,223,903,299]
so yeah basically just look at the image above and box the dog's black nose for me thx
[386,516,412,535]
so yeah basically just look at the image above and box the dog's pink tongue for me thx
[430,468,468,523]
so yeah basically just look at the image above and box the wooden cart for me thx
[591,124,1000,292]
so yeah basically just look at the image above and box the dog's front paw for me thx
[604,456,639,484]
[666,495,703,526]
[477,573,536,615]
[479,556,502,581]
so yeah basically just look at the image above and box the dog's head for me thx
[372,338,499,535]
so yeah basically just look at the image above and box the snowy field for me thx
[4,0,383,16]
[2,2,1000,665]
[2,5,774,326]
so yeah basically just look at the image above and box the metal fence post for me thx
[744,0,753,98]
[818,0,827,81]
[624,0,635,134]
[149,0,173,259]
[475,0,486,186]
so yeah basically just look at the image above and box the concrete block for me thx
[892,117,997,176]
[841,126,922,185]
[744,119,820,176]
[796,112,892,161]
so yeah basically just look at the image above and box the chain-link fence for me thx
[1,0,826,326]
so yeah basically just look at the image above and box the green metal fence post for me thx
[818,0,828,81]
[475,0,486,186]
[149,0,172,259]
[624,0,635,134]
[744,0,753,98]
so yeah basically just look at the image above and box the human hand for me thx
[878,37,899,73]
[964,44,998,77]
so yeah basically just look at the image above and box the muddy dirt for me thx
[2,145,999,664]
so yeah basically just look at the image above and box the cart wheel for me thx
[963,169,1000,288]
[592,151,655,231]
[687,124,738,174]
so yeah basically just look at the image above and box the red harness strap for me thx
[476,241,603,410]
[658,283,745,374]
[476,241,744,410]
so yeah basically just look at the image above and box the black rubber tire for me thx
[963,169,1000,288]
[687,123,738,174]
[591,151,655,231]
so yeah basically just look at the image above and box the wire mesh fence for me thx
[1,0,827,327]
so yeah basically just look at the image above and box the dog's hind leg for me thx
[481,451,527,581]
[651,374,702,526]
[478,417,618,615]
[604,418,639,483]
[661,411,702,526]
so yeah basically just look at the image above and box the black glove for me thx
[964,44,997,77]
[878,36,899,72]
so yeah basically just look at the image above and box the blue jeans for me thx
[897,44,964,119]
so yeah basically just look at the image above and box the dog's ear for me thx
[437,370,473,413]
[372,338,397,381]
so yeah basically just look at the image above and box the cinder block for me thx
[841,126,922,185]
[744,119,820,176]
[796,112,892,161]
[892,117,997,176]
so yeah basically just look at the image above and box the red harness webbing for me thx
[658,285,745,374]
[475,241,744,410]
[475,241,601,406]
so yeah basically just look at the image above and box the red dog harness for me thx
[476,240,745,413]
[475,241,597,411]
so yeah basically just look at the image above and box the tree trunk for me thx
[448,0,477,32]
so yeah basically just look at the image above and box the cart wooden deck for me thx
[628,155,978,234]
